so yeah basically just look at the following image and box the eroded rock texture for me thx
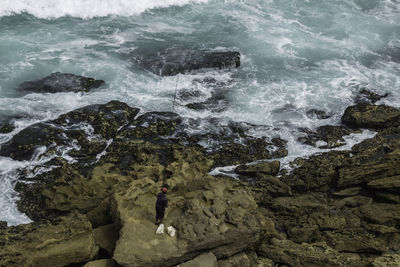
[1,100,399,266]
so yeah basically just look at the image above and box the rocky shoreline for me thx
[1,60,400,266]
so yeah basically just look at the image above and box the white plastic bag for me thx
[156,224,164,234]
[167,226,176,237]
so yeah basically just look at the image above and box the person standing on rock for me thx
[155,186,169,225]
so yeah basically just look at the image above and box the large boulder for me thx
[134,49,240,76]
[0,213,98,267]
[342,103,400,129]
[16,72,104,94]
[112,162,262,267]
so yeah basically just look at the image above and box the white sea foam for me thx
[0,0,209,19]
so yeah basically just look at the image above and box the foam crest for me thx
[0,0,209,19]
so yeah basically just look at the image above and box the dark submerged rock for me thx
[16,72,105,94]
[355,89,388,104]
[0,122,15,134]
[134,49,240,76]
[306,109,331,120]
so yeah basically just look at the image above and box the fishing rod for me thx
[162,74,180,186]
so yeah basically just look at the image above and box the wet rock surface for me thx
[306,109,332,120]
[355,89,389,104]
[16,72,105,94]
[342,103,400,129]
[133,48,240,76]
[298,125,353,149]
[1,99,400,266]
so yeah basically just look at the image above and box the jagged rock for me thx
[358,204,400,225]
[212,137,287,167]
[0,100,139,161]
[0,121,15,134]
[258,238,361,267]
[256,175,291,197]
[16,72,104,94]
[0,213,98,267]
[178,252,217,267]
[335,196,373,208]
[367,176,400,189]
[298,126,352,149]
[217,252,251,267]
[0,221,7,229]
[355,89,388,104]
[371,253,400,267]
[93,224,119,256]
[134,49,240,76]
[281,150,349,191]
[332,187,362,197]
[235,161,280,177]
[7,100,400,267]
[323,230,388,253]
[342,103,400,129]
[83,259,119,267]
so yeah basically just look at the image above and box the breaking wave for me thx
[0,0,209,19]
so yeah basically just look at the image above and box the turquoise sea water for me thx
[0,0,399,225]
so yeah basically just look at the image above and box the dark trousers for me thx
[156,208,165,221]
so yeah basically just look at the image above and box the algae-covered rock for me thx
[367,176,400,189]
[342,103,400,129]
[0,121,15,134]
[298,125,352,149]
[0,100,139,161]
[0,213,98,267]
[212,137,287,167]
[16,72,104,94]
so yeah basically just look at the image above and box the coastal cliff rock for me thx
[16,72,105,94]
[1,100,400,266]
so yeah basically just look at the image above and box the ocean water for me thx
[0,0,399,225]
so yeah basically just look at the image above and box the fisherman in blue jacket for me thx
[155,186,169,225]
